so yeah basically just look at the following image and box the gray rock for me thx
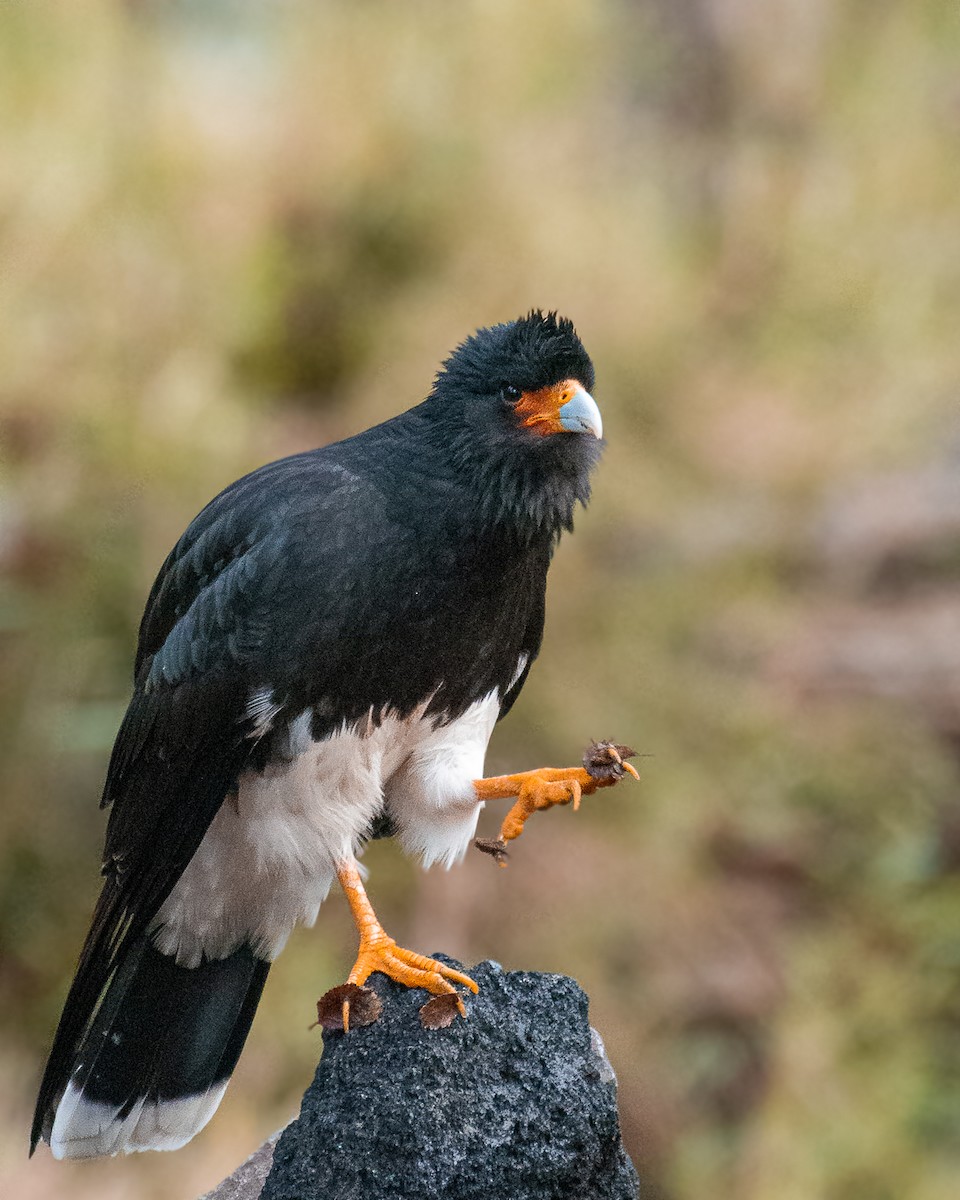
[261,958,639,1200]
[201,1131,282,1200]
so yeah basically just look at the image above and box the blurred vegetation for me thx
[2,1,960,1197]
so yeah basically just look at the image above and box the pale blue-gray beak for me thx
[558,386,603,439]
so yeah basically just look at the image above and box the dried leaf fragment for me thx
[315,983,383,1031]
[474,836,510,866]
[420,992,466,1029]
[582,740,638,784]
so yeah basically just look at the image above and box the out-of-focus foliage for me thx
[2,1,960,1196]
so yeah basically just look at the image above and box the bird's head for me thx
[426,311,603,539]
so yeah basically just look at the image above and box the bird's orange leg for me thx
[473,741,639,866]
[317,862,478,1033]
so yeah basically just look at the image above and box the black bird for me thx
[32,310,630,1159]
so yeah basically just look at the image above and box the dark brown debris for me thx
[315,982,383,1031]
[473,836,510,866]
[583,740,638,783]
[419,992,464,1030]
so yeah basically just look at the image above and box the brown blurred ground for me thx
[2,2,960,1197]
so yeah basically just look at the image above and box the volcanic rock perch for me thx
[204,959,640,1200]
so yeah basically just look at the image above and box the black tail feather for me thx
[32,931,269,1157]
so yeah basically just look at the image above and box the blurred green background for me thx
[3,1,960,1197]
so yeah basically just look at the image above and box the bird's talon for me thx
[343,911,479,1009]
[624,761,640,780]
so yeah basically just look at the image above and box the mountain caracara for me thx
[32,311,635,1159]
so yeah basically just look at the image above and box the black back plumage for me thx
[32,311,600,1149]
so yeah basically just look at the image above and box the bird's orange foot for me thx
[326,862,479,1031]
[348,934,478,1030]
[474,740,639,866]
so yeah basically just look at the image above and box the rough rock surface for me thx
[260,958,639,1200]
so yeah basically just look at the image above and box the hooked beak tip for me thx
[558,387,603,440]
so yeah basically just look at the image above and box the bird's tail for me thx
[33,933,269,1159]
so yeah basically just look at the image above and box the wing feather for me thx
[34,458,332,1142]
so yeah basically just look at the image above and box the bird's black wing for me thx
[493,538,549,721]
[33,452,370,1146]
[101,458,310,877]
[497,652,535,720]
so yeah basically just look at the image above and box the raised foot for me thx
[474,740,639,865]
[318,938,479,1032]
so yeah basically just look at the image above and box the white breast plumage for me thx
[152,689,502,966]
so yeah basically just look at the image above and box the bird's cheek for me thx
[514,381,602,439]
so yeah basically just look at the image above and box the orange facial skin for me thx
[514,378,585,436]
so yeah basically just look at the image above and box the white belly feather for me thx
[152,692,500,966]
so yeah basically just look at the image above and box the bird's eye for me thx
[501,384,523,404]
